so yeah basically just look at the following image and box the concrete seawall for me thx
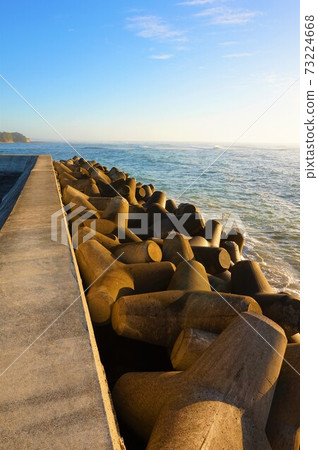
[0,155,37,228]
[0,155,123,448]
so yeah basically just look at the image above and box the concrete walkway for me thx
[0,155,123,449]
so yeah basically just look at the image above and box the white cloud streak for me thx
[150,54,174,60]
[196,7,262,25]
[127,15,187,42]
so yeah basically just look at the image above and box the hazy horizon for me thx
[1,137,299,149]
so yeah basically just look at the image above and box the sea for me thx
[0,141,300,297]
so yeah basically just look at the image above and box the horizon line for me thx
[12,138,299,148]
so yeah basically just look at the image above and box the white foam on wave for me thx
[244,235,299,296]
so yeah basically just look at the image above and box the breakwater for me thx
[0,142,300,297]
[54,156,300,450]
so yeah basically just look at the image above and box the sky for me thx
[0,0,299,145]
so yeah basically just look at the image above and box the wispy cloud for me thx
[222,52,252,58]
[150,54,174,60]
[127,15,187,42]
[196,7,262,25]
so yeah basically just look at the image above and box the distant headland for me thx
[0,132,30,143]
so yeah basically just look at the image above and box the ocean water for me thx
[0,141,300,296]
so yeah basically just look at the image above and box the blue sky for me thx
[0,0,299,144]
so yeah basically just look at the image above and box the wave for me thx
[244,235,299,297]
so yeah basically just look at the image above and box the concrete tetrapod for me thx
[81,178,100,197]
[231,260,275,296]
[175,204,205,236]
[73,226,120,250]
[221,240,242,264]
[112,312,287,449]
[162,233,194,266]
[167,260,211,291]
[95,179,122,197]
[145,203,186,239]
[107,167,127,182]
[192,246,231,275]
[87,166,112,185]
[204,219,223,247]
[136,186,146,202]
[62,184,89,204]
[165,199,177,213]
[88,196,117,211]
[151,238,163,248]
[210,219,223,247]
[116,177,137,204]
[207,273,231,293]
[53,160,73,174]
[71,178,100,197]
[253,293,300,337]
[76,240,175,325]
[83,218,142,243]
[128,203,146,229]
[146,203,168,226]
[142,185,153,200]
[226,227,246,254]
[288,333,300,344]
[57,172,78,189]
[170,328,218,370]
[189,236,210,247]
[266,344,300,450]
[112,240,162,264]
[266,343,300,450]
[145,191,167,208]
[69,195,100,220]
[216,269,232,283]
[101,196,129,224]
[112,290,262,347]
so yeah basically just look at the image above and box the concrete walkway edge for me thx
[0,155,124,449]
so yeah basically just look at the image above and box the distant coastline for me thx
[0,132,30,143]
